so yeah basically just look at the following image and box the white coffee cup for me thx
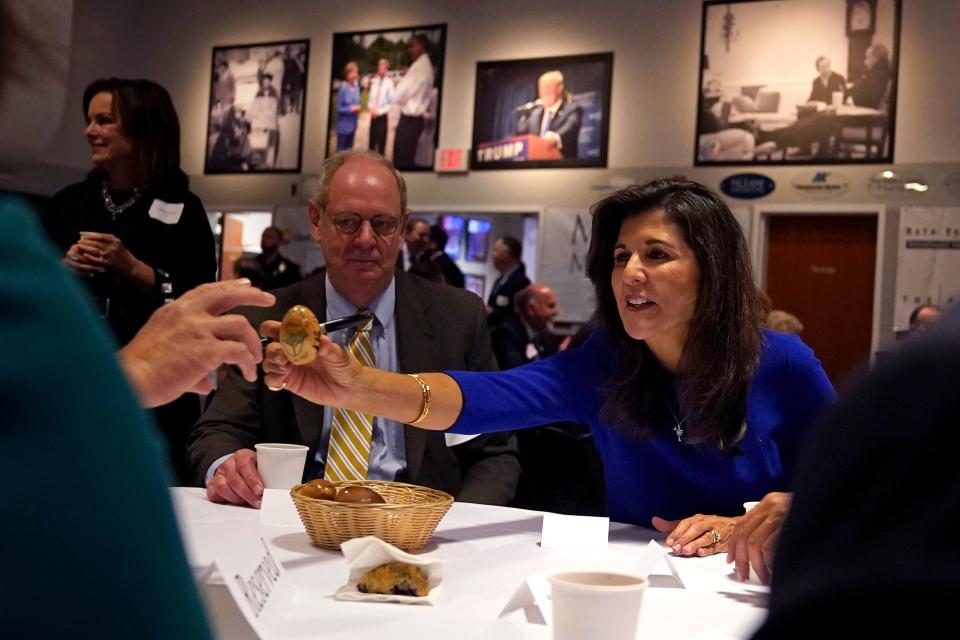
[255,443,309,489]
[832,90,843,107]
[549,571,648,640]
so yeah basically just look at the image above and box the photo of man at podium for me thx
[514,70,582,160]
[470,52,612,170]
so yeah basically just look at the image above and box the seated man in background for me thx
[492,284,605,516]
[908,303,942,333]
[808,55,845,104]
[191,150,520,508]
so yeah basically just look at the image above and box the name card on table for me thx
[632,540,685,588]
[214,531,294,638]
[259,488,302,526]
[540,513,609,551]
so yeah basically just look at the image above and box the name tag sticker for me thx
[148,199,184,224]
[496,295,509,307]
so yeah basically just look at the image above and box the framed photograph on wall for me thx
[695,0,900,166]
[465,218,492,262]
[440,215,464,259]
[464,274,486,299]
[205,39,309,173]
[470,52,613,170]
[326,24,446,172]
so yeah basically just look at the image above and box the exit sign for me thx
[436,148,468,173]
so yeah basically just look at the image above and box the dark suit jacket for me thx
[516,96,583,159]
[187,270,520,505]
[491,315,565,370]
[808,71,846,103]
[486,264,531,328]
[429,251,464,288]
[849,57,891,109]
[753,310,960,637]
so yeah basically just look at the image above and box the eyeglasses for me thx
[327,211,401,236]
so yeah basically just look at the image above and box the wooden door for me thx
[765,215,877,388]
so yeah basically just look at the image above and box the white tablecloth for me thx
[172,488,767,640]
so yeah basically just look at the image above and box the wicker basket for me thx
[290,480,454,552]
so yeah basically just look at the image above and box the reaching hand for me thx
[652,513,738,557]
[119,279,275,407]
[260,320,365,407]
[726,491,791,584]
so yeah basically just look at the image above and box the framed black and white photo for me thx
[326,24,446,172]
[205,39,309,174]
[471,52,613,170]
[695,0,900,166]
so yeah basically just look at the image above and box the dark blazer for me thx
[486,263,531,328]
[753,310,960,637]
[187,269,520,505]
[491,315,565,370]
[515,96,583,159]
[429,251,465,288]
[808,71,846,103]
[848,57,891,109]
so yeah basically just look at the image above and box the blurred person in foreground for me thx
[260,179,835,556]
[0,3,272,635]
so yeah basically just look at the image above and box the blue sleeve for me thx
[763,331,837,483]
[447,330,612,434]
[336,85,354,116]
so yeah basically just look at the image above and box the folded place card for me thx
[632,540,685,588]
[259,488,302,526]
[540,513,610,551]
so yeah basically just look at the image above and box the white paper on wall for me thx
[538,208,594,324]
[894,207,960,331]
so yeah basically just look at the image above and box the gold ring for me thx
[267,381,287,392]
[709,529,721,545]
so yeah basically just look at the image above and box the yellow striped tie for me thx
[324,317,376,482]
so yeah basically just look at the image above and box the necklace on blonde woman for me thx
[663,394,687,443]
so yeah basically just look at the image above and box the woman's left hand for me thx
[77,231,137,276]
[652,514,738,556]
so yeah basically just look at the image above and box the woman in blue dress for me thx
[261,178,834,566]
[335,61,361,151]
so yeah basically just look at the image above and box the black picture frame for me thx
[325,24,446,172]
[695,0,900,167]
[470,52,613,170]
[204,39,309,174]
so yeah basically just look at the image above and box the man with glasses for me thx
[189,150,519,507]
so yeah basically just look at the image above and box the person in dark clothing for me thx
[256,225,302,290]
[418,224,464,288]
[492,284,605,516]
[747,308,960,637]
[486,235,530,328]
[808,55,846,104]
[43,77,216,484]
[847,43,892,109]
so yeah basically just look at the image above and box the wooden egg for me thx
[335,486,385,504]
[279,304,322,365]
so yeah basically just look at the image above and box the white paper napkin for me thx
[335,536,443,605]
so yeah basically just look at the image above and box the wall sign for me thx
[868,170,928,198]
[790,170,849,199]
[720,173,775,199]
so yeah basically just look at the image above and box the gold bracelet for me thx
[407,373,431,425]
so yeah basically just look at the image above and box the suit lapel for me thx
[290,272,329,452]
[394,272,436,481]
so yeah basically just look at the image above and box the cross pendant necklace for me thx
[664,395,687,443]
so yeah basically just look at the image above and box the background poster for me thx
[894,207,960,331]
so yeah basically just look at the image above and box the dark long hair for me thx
[585,179,762,452]
[83,77,187,191]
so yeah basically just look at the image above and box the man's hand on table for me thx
[206,449,265,508]
[726,491,792,584]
